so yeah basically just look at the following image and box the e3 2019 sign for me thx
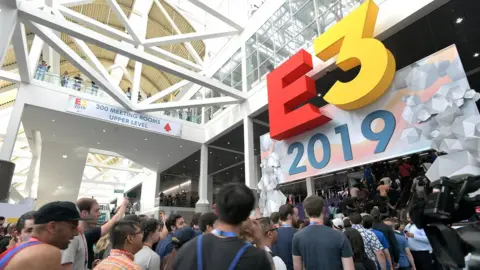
[267,0,396,141]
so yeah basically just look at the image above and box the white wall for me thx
[140,170,157,213]
[36,141,89,208]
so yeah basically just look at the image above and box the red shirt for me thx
[399,163,412,177]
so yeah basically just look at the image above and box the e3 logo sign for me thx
[267,0,396,141]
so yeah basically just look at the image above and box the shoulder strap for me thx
[196,234,203,270]
[228,242,251,270]
[0,241,41,269]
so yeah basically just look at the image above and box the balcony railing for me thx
[35,70,202,124]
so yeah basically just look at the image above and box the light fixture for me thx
[195,160,198,162]
[102,129,106,132]
[97,142,100,145]
[210,152,212,154]
[180,145,182,148]
[456,17,464,24]
[474,53,479,58]
[226,172,229,175]
[52,119,55,122]
[144,138,148,141]
[135,149,138,151]
[53,134,56,137]
[227,142,231,144]
[235,157,238,159]
[157,162,160,164]
[62,154,68,159]
[219,164,222,166]
[310,11,314,16]
[57,186,62,189]
[168,154,170,157]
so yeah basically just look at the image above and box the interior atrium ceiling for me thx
[1,0,206,99]
[0,0,246,203]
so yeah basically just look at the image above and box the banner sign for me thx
[261,45,479,183]
[66,96,182,137]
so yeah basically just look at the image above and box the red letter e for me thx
[267,49,331,140]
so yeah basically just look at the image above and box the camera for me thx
[410,176,480,270]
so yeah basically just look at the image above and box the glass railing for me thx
[37,71,112,99]
[36,70,204,124]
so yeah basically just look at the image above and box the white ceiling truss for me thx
[0,0,245,114]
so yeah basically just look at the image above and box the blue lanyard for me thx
[212,229,237,237]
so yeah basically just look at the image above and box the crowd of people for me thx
[0,179,443,270]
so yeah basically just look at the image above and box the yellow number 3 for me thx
[314,0,395,110]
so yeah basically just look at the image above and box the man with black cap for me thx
[0,201,83,270]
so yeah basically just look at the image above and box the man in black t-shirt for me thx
[292,195,354,270]
[172,183,271,270]
[272,204,298,270]
[75,197,129,269]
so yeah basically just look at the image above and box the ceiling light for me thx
[227,142,231,144]
[57,186,62,189]
[144,138,148,141]
[102,129,106,132]
[474,53,479,58]
[456,17,463,24]
[62,155,68,159]
[168,154,170,157]
[157,162,159,164]
[135,149,138,151]
[97,142,100,145]
[52,119,55,122]
[53,134,56,137]
[226,172,229,175]
[310,11,314,16]
[195,160,198,162]
[219,164,222,166]
[180,145,182,148]
[210,152,212,154]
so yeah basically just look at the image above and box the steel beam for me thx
[136,96,239,112]
[18,6,246,100]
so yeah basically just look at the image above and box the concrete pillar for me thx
[140,170,157,213]
[195,144,210,213]
[24,156,38,197]
[0,86,28,202]
[207,175,213,206]
[0,86,27,160]
[244,116,257,189]
[306,177,315,197]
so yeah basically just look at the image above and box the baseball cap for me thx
[172,227,195,248]
[35,201,90,225]
[332,218,344,229]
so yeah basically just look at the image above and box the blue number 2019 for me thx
[288,110,395,175]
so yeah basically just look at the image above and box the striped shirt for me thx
[94,249,141,270]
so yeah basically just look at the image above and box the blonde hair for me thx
[95,233,110,252]
[238,219,255,243]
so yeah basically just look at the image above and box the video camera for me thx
[410,176,480,270]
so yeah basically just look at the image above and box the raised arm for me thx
[101,198,129,236]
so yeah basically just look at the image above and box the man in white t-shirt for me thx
[258,217,287,270]
[61,233,88,270]
[134,219,162,270]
